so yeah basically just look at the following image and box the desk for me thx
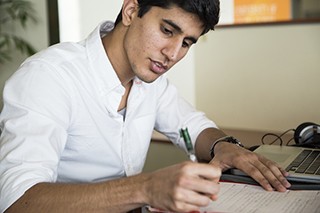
[151,128,294,148]
[147,129,320,213]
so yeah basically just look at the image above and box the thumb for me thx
[209,159,222,182]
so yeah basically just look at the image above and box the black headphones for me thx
[294,122,320,148]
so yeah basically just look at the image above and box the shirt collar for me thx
[86,21,123,95]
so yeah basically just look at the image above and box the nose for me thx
[162,40,182,62]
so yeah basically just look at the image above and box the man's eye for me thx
[161,26,172,35]
[182,41,190,48]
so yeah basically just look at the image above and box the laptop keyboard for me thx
[285,150,320,175]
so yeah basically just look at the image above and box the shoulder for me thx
[23,42,86,68]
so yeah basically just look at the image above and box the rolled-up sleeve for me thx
[154,75,217,153]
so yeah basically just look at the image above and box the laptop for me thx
[230,145,320,183]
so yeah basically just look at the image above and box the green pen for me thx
[180,125,198,162]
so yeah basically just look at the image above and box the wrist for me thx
[210,136,244,159]
[140,172,154,206]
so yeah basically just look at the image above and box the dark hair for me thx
[114,0,220,35]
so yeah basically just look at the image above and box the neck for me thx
[102,25,134,87]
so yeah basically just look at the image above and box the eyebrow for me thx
[163,19,198,44]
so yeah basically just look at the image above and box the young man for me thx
[0,0,291,212]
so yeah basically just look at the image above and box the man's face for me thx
[124,5,205,83]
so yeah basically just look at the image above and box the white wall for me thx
[0,0,49,111]
[58,0,123,42]
[195,23,320,132]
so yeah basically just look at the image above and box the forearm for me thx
[194,127,227,162]
[5,174,151,213]
[5,158,222,213]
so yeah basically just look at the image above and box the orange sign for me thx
[234,0,291,24]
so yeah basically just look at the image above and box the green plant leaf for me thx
[0,0,38,64]
[0,51,12,63]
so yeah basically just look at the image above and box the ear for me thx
[121,0,139,26]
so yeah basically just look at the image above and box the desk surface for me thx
[152,128,294,148]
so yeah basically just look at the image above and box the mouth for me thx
[150,59,168,74]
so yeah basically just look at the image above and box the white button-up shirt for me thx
[0,21,217,212]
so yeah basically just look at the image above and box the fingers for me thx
[260,159,291,191]
[213,143,291,192]
[178,162,221,195]
[242,154,291,192]
[190,161,222,180]
[147,162,221,212]
[171,187,212,211]
[170,164,220,212]
[183,172,220,196]
[268,162,291,188]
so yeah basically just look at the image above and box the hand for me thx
[144,161,221,212]
[211,142,291,192]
